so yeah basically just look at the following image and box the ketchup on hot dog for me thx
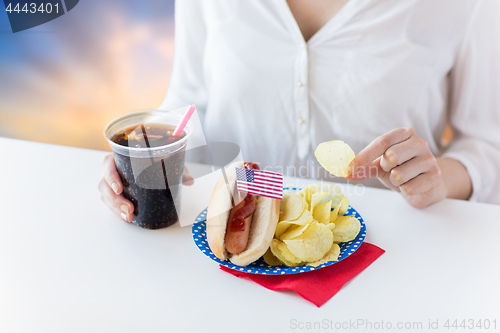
[229,162,260,232]
[229,194,255,232]
[225,162,260,254]
[244,162,260,171]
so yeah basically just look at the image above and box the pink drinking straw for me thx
[166,104,196,144]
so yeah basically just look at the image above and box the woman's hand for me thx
[98,153,194,222]
[347,127,470,209]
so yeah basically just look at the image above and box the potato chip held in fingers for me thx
[315,140,356,177]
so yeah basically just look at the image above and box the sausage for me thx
[224,193,257,254]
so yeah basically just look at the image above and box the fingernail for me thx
[120,212,128,222]
[120,204,129,214]
[111,182,119,194]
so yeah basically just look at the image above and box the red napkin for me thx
[220,242,384,307]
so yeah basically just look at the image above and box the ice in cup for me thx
[103,110,192,229]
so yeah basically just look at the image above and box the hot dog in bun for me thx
[206,161,280,266]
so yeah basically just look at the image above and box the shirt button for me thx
[298,118,305,124]
[297,81,303,87]
[299,44,306,49]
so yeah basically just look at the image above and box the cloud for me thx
[0,0,176,150]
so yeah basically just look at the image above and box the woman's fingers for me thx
[379,135,427,172]
[349,127,414,175]
[346,127,447,209]
[399,164,442,196]
[399,168,444,209]
[402,184,443,210]
[388,153,436,187]
[347,157,401,191]
[347,156,384,181]
[101,153,122,195]
[98,178,134,222]
[99,153,134,221]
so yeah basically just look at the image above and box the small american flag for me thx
[235,167,283,200]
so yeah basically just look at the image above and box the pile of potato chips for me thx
[264,184,361,267]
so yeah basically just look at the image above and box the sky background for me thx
[0,0,454,151]
[0,0,176,151]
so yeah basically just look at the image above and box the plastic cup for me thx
[103,110,192,229]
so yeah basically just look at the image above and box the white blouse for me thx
[160,0,500,204]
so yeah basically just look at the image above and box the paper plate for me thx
[192,188,366,275]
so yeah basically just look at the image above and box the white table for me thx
[1,137,499,333]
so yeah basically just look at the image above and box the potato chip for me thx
[279,223,310,241]
[270,239,303,267]
[315,140,355,177]
[307,244,341,267]
[331,215,361,243]
[298,187,312,210]
[292,208,314,224]
[280,195,306,221]
[304,184,320,193]
[330,204,341,223]
[277,242,304,266]
[310,191,328,213]
[280,189,297,214]
[313,200,332,224]
[283,222,333,262]
[338,197,349,216]
[272,182,358,268]
[275,221,300,238]
[263,248,282,266]
[275,221,292,238]
[280,206,314,225]
[275,211,314,238]
[320,183,344,207]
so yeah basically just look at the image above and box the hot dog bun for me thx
[206,161,244,261]
[206,162,280,266]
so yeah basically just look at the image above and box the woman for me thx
[99,0,500,222]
